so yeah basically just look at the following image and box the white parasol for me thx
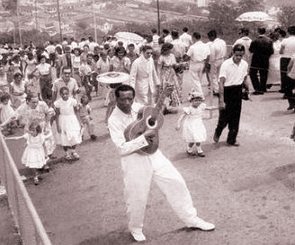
[235,11,273,22]
[96,71,130,84]
[114,32,144,44]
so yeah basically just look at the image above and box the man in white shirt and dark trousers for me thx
[108,84,215,242]
[213,44,250,146]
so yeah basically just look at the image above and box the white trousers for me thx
[121,150,198,233]
[209,63,221,93]
[187,63,204,96]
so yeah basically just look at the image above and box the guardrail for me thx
[0,133,52,245]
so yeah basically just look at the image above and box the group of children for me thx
[1,86,97,185]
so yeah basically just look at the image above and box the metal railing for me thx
[0,133,52,245]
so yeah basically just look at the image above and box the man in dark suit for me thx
[249,27,274,95]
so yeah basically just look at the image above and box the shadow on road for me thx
[78,229,135,245]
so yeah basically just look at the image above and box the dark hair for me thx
[287,26,295,35]
[257,27,266,35]
[114,46,126,56]
[163,29,169,34]
[239,28,249,36]
[80,94,89,104]
[183,27,188,32]
[28,121,42,135]
[207,30,217,39]
[161,42,173,54]
[13,72,23,79]
[115,84,135,98]
[171,30,179,39]
[192,32,201,40]
[127,43,135,48]
[141,45,153,53]
[62,66,71,73]
[26,92,38,102]
[0,93,10,102]
[233,44,245,52]
[151,28,157,34]
[59,86,69,95]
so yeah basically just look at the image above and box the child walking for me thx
[79,94,97,141]
[5,121,50,185]
[176,90,207,157]
[54,86,82,161]
[0,93,16,135]
[104,82,122,123]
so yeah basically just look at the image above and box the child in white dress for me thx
[54,86,82,161]
[5,121,50,185]
[0,93,16,135]
[176,90,207,157]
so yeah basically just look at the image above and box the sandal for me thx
[34,176,39,185]
[65,153,72,161]
[71,152,80,160]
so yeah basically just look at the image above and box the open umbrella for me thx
[114,31,144,44]
[235,11,273,22]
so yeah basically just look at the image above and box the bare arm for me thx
[219,77,225,109]
[176,113,186,130]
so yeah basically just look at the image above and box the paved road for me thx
[3,84,295,245]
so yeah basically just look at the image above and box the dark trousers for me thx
[249,66,268,92]
[215,85,242,144]
[280,57,291,94]
[39,74,52,102]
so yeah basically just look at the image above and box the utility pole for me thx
[156,0,160,35]
[16,0,22,46]
[56,0,62,43]
[92,0,97,42]
[34,0,38,30]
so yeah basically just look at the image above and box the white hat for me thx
[188,89,204,101]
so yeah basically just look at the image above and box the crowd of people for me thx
[0,25,295,242]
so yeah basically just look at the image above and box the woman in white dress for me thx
[267,32,281,87]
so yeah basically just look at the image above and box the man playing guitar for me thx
[108,84,215,242]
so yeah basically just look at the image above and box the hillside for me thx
[266,0,294,7]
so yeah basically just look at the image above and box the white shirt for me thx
[89,41,99,53]
[209,38,227,66]
[36,63,51,75]
[45,44,56,54]
[152,34,160,51]
[281,36,295,57]
[171,39,186,59]
[164,34,173,43]
[108,103,148,157]
[179,32,192,48]
[219,57,248,87]
[186,40,210,64]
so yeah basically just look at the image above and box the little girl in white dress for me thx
[54,86,82,161]
[5,121,51,185]
[176,90,207,157]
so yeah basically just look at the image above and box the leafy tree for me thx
[236,0,264,15]
[277,6,295,29]
[208,0,239,33]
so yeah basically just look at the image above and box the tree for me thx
[208,0,239,33]
[277,6,295,29]
[236,0,264,15]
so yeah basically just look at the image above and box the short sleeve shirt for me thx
[52,78,79,100]
[219,57,248,87]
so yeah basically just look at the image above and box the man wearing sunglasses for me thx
[129,45,160,105]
